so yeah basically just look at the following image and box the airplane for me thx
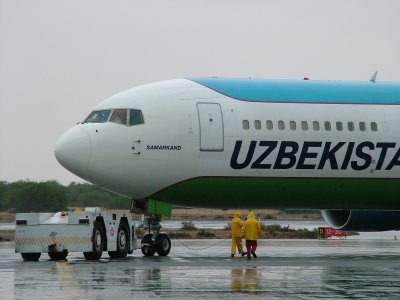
[55,76,400,258]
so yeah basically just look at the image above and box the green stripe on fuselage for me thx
[151,177,400,209]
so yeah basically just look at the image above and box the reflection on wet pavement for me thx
[231,268,259,295]
[1,239,400,299]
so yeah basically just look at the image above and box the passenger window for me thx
[348,122,354,131]
[290,121,296,130]
[278,120,285,130]
[130,109,144,126]
[110,109,127,125]
[301,121,308,131]
[254,120,261,130]
[359,122,366,131]
[336,121,343,131]
[324,121,331,131]
[313,121,319,131]
[371,122,378,131]
[266,120,273,130]
[84,110,111,123]
[243,120,250,130]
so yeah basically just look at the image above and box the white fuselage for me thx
[55,78,400,209]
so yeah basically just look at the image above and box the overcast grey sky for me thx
[1,0,399,185]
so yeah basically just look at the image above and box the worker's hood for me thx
[234,211,241,218]
[247,211,256,219]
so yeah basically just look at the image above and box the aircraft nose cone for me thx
[54,127,90,179]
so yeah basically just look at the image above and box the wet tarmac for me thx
[1,238,400,299]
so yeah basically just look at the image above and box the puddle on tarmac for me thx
[1,240,400,299]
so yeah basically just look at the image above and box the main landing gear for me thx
[130,199,172,257]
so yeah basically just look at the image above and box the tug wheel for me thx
[21,253,41,261]
[84,221,105,260]
[109,222,130,258]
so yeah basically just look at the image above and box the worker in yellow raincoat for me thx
[241,211,261,260]
[231,211,245,257]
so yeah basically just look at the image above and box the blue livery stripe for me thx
[189,77,400,104]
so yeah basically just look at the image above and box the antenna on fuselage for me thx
[370,71,378,83]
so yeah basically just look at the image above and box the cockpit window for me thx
[109,109,127,125]
[129,109,144,126]
[84,110,111,123]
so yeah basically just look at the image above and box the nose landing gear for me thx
[131,199,172,257]
[140,215,171,257]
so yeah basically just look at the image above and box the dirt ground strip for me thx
[0,230,13,241]
[0,208,322,242]
[0,208,322,222]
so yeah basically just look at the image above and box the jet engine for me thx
[322,210,400,231]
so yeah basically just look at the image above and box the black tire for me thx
[83,251,95,260]
[21,253,41,261]
[141,234,155,256]
[48,251,68,261]
[108,222,130,259]
[108,251,118,258]
[155,233,171,256]
[84,220,104,260]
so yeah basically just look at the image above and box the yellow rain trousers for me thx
[231,211,244,255]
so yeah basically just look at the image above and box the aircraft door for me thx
[197,103,224,151]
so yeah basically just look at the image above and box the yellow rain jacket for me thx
[231,211,244,238]
[241,211,261,240]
